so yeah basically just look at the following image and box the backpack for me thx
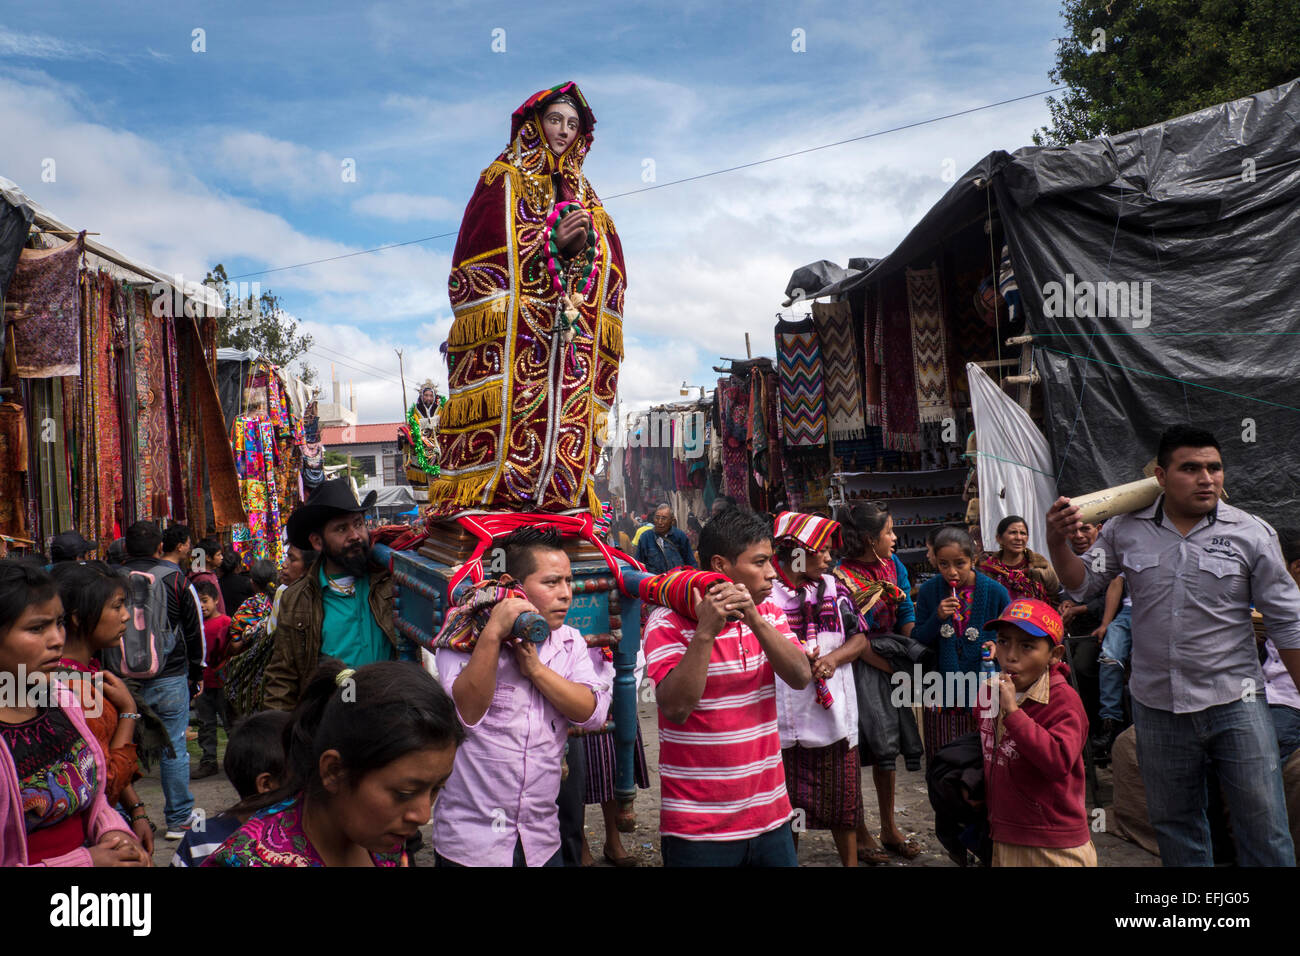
[104,564,182,680]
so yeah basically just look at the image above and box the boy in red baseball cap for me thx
[979,598,1096,866]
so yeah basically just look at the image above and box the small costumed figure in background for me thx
[400,379,444,499]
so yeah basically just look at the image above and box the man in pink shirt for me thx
[645,507,813,866]
[433,526,611,866]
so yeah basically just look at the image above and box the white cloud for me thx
[0,29,115,63]
[0,36,1054,427]
[351,191,460,222]
[209,131,349,200]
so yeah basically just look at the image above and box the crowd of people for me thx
[2,426,1298,868]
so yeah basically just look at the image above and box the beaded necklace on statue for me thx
[544,200,600,363]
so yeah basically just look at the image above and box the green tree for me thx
[204,264,317,387]
[323,450,365,483]
[1036,0,1300,146]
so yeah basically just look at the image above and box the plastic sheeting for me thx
[996,78,1300,528]
[968,363,1056,557]
[0,188,33,300]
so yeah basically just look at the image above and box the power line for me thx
[308,339,406,380]
[301,347,404,389]
[227,85,1064,281]
[602,86,1065,200]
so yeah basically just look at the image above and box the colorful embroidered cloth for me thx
[877,274,920,451]
[0,707,96,832]
[230,591,274,644]
[432,579,531,652]
[8,235,84,378]
[979,554,1051,604]
[231,416,285,564]
[433,82,626,516]
[775,318,828,447]
[906,266,954,423]
[203,795,404,867]
[811,300,867,440]
[834,558,906,633]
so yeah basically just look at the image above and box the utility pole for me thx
[395,348,408,415]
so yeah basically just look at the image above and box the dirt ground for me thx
[138,693,1158,868]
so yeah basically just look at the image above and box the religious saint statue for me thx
[400,379,443,498]
[429,82,626,515]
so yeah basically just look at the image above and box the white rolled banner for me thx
[1071,477,1162,525]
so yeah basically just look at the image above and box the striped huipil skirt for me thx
[581,722,650,806]
[781,738,863,830]
[921,706,978,765]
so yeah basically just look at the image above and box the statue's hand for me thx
[553,208,590,255]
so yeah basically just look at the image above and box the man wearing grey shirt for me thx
[1046,426,1300,866]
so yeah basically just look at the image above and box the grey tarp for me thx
[996,77,1300,526]
[0,186,34,300]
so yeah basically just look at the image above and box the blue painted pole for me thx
[613,563,643,806]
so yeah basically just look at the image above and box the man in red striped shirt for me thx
[644,507,812,866]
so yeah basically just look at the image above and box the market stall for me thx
[0,175,245,553]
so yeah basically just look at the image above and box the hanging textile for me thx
[93,273,122,541]
[860,288,882,426]
[876,276,920,452]
[716,379,749,501]
[748,370,769,491]
[811,300,867,441]
[231,414,285,565]
[0,402,29,536]
[775,317,828,447]
[906,265,954,424]
[762,366,785,506]
[112,283,138,525]
[8,234,84,378]
[163,311,185,523]
[127,286,165,519]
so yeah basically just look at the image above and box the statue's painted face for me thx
[541,101,580,156]
[420,388,436,405]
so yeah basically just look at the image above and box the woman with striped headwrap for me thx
[769,511,869,866]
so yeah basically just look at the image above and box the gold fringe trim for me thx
[447,300,508,349]
[427,472,496,509]
[587,482,602,517]
[599,314,624,359]
[483,162,519,191]
[439,383,503,429]
[591,205,615,237]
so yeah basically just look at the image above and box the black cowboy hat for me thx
[286,478,377,550]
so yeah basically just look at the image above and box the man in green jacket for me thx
[264,480,398,710]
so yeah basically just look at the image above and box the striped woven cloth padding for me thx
[812,300,867,440]
[432,579,530,651]
[775,318,828,447]
[638,568,730,619]
[773,511,842,551]
[907,265,954,423]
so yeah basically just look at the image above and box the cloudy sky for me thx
[0,0,1065,424]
